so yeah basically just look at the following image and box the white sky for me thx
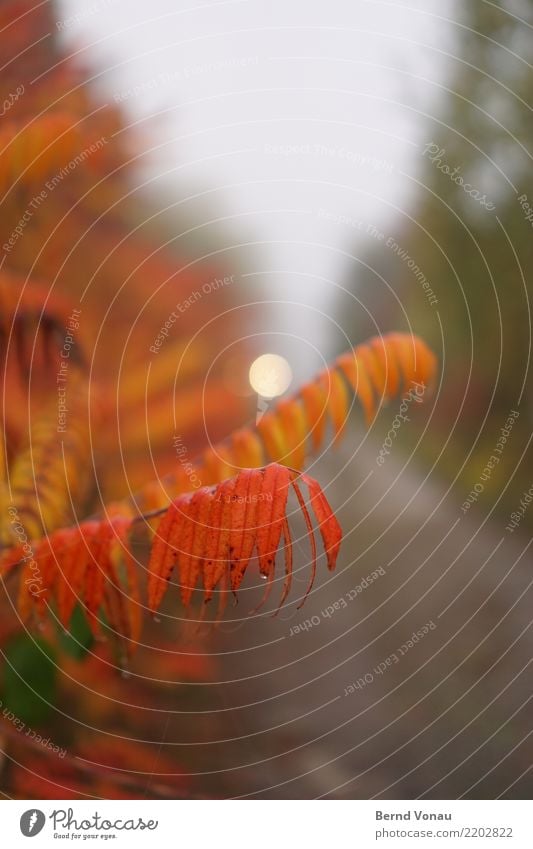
[57,0,454,369]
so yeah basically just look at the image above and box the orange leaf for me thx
[300,381,327,451]
[354,342,386,400]
[256,464,290,578]
[230,428,265,469]
[202,483,227,604]
[257,411,288,463]
[228,469,259,594]
[301,474,342,571]
[275,398,308,469]
[147,500,181,611]
[147,464,341,617]
[319,367,350,442]
[275,518,293,613]
[123,333,436,512]
[369,335,401,398]
[179,488,213,607]
[336,351,376,424]
[289,474,318,608]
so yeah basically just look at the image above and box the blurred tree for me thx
[0,1,437,799]
[340,0,533,517]
[0,0,253,798]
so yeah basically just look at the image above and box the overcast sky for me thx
[56,0,454,369]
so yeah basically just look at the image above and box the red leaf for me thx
[301,474,342,571]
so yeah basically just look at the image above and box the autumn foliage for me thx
[1,326,435,646]
[0,0,437,800]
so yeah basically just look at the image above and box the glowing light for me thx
[249,353,293,398]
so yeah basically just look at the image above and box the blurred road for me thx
[203,436,533,799]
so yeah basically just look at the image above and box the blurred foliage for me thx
[0,0,253,798]
[57,605,94,661]
[2,635,57,726]
[341,0,533,523]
